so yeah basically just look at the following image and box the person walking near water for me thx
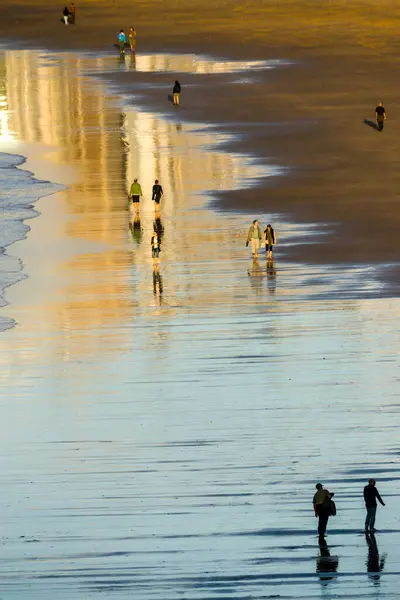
[152,179,163,211]
[364,479,385,532]
[62,6,69,25]
[129,178,142,213]
[151,230,160,266]
[313,483,334,539]
[264,224,276,260]
[173,80,181,106]
[375,103,386,131]
[246,220,262,257]
[118,30,127,56]
[128,27,136,54]
[68,2,76,24]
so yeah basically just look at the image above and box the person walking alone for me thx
[152,179,163,212]
[375,103,386,131]
[173,80,181,106]
[246,220,263,258]
[364,479,385,532]
[129,178,142,213]
[313,483,334,540]
[62,6,70,25]
[118,30,127,56]
[128,27,136,54]
[264,224,276,260]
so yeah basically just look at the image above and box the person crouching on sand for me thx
[118,30,127,56]
[62,6,70,25]
[128,27,136,54]
[246,220,263,257]
[151,230,160,266]
[264,224,277,260]
[173,80,181,106]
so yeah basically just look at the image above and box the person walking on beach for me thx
[173,80,181,106]
[62,6,70,25]
[152,179,163,211]
[118,30,127,56]
[264,224,276,260]
[128,27,136,54]
[364,479,385,532]
[246,220,263,257]
[375,103,386,131]
[151,230,160,266]
[313,483,334,539]
[68,2,76,24]
[129,178,142,213]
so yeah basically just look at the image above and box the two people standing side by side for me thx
[375,103,386,131]
[173,80,181,106]
[364,479,385,532]
[62,3,75,25]
[313,483,335,540]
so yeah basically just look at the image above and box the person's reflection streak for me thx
[316,539,339,584]
[266,258,276,294]
[129,214,143,246]
[153,215,164,248]
[248,258,264,295]
[153,265,163,306]
[366,532,386,583]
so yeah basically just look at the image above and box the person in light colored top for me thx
[129,178,142,213]
[128,27,136,54]
[246,220,262,257]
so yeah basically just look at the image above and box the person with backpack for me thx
[263,224,276,260]
[313,483,335,539]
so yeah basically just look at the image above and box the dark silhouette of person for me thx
[365,532,386,583]
[313,483,334,540]
[364,478,385,532]
[375,103,386,131]
[316,538,339,583]
[152,179,163,210]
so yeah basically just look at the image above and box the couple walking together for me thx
[247,220,276,259]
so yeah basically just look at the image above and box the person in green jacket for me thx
[246,219,263,257]
[129,178,142,213]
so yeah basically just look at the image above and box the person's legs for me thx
[377,118,384,131]
[251,239,259,256]
[318,509,329,538]
[369,507,377,529]
[63,15,69,25]
[119,41,125,55]
[176,93,180,106]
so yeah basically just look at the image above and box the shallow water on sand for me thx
[0,50,399,599]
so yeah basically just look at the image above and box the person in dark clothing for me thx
[364,479,385,532]
[313,483,334,539]
[152,179,163,211]
[375,103,386,131]
[62,6,70,25]
[173,80,181,106]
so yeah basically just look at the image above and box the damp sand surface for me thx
[0,51,399,599]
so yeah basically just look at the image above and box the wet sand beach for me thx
[0,49,399,599]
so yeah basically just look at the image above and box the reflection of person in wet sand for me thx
[129,214,142,245]
[247,257,264,295]
[151,230,160,266]
[365,532,386,582]
[263,224,276,260]
[129,178,142,213]
[152,179,163,212]
[153,265,163,305]
[316,538,339,583]
[266,259,276,293]
[246,219,262,258]
[153,215,164,247]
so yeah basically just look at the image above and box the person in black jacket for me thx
[375,103,386,131]
[173,80,181,106]
[364,479,385,532]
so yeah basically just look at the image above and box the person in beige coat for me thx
[246,220,263,257]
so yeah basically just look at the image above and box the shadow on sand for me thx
[364,119,379,131]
